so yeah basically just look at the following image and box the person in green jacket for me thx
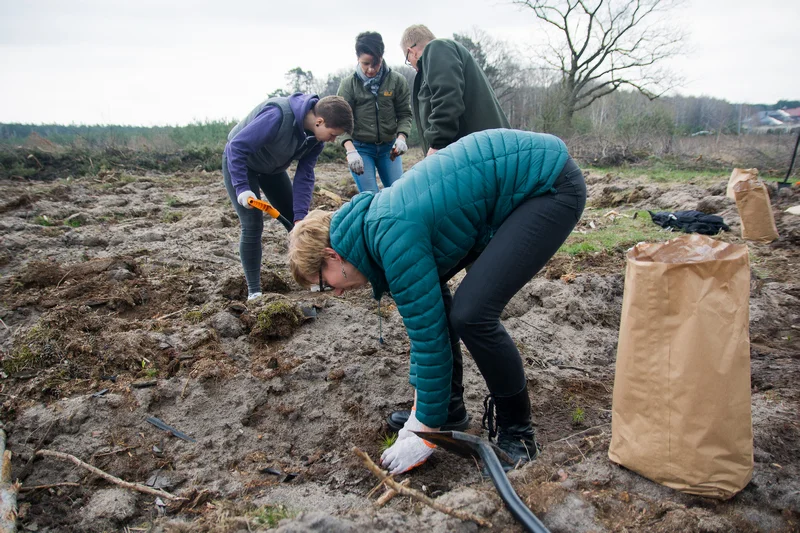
[287,129,586,475]
[337,32,413,193]
[400,24,510,157]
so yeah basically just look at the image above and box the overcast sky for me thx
[0,0,796,126]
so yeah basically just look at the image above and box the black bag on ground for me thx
[648,210,730,235]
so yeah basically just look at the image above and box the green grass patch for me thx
[3,325,59,374]
[33,215,55,226]
[162,211,183,223]
[183,304,215,324]
[250,504,294,528]
[98,174,137,190]
[587,164,726,183]
[558,208,675,257]
[64,218,82,228]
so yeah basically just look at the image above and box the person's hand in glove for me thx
[237,190,256,208]
[346,150,364,175]
[396,408,425,442]
[392,136,408,158]
[381,433,435,474]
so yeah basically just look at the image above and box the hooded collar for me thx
[329,193,389,300]
[287,92,319,139]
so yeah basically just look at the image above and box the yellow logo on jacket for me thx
[383,91,393,97]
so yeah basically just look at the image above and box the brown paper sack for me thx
[608,234,753,499]
[734,178,779,243]
[726,167,758,199]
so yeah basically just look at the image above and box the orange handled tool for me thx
[247,197,294,232]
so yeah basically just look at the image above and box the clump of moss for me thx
[183,303,215,324]
[162,211,183,223]
[252,300,302,338]
[3,325,60,374]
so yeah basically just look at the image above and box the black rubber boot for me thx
[483,388,540,470]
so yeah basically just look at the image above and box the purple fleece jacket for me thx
[225,93,323,221]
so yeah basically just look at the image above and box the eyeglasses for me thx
[318,265,329,292]
[405,43,417,66]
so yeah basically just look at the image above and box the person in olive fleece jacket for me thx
[383,24,512,437]
[400,24,510,156]
[337,31,413,193]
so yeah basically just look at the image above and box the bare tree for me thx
[453,28,522,105]
[513,0,686,130]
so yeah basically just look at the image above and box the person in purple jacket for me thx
[223,93,353,300]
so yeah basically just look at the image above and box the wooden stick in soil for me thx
[19,482,80,492]
[352,447,491,528]
[1,427,19,533]
[35,449,185,501]
[375,478,410,508]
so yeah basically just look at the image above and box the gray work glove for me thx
[346,150,364,175]
[393,136,408,156]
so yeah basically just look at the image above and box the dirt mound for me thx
[1,155,798,532]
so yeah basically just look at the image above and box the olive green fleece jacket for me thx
[413,39,510,153]
[336,68,413,146]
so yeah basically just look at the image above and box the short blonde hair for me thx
[288,209,334,287]
[400,24,435,50]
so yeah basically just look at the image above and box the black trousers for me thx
[444,157,586,397]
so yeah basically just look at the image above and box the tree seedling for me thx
[571,407,586,425]
[379,433,398,452]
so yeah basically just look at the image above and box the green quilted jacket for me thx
[329,129,570,427]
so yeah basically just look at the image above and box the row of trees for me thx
[268,0,794,139]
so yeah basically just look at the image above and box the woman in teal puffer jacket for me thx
[288,128,586,474]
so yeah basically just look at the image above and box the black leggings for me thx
[446,157,586,397]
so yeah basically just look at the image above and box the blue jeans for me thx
[350,140,403,193]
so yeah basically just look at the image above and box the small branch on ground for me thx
[154,308,186,321]
[180,377,190,399]
[352,447,491,528]
[375,478,410,507]
[19,482,80,492]
[1,427,19,533]
[551,423,610,444]
[35,449,186,501]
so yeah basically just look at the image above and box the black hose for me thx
[478,441,551,533]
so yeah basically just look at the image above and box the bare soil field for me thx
[1,149,798,532]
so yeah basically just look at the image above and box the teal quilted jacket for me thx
[329,129,570,427]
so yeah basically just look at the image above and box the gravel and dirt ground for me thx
[1,149,798,532]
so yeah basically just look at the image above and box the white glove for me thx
[393,137,408,156]
[237,190,256,208]
[346,150,364,175]
[397,409,425,442]
[381,434,435,474]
